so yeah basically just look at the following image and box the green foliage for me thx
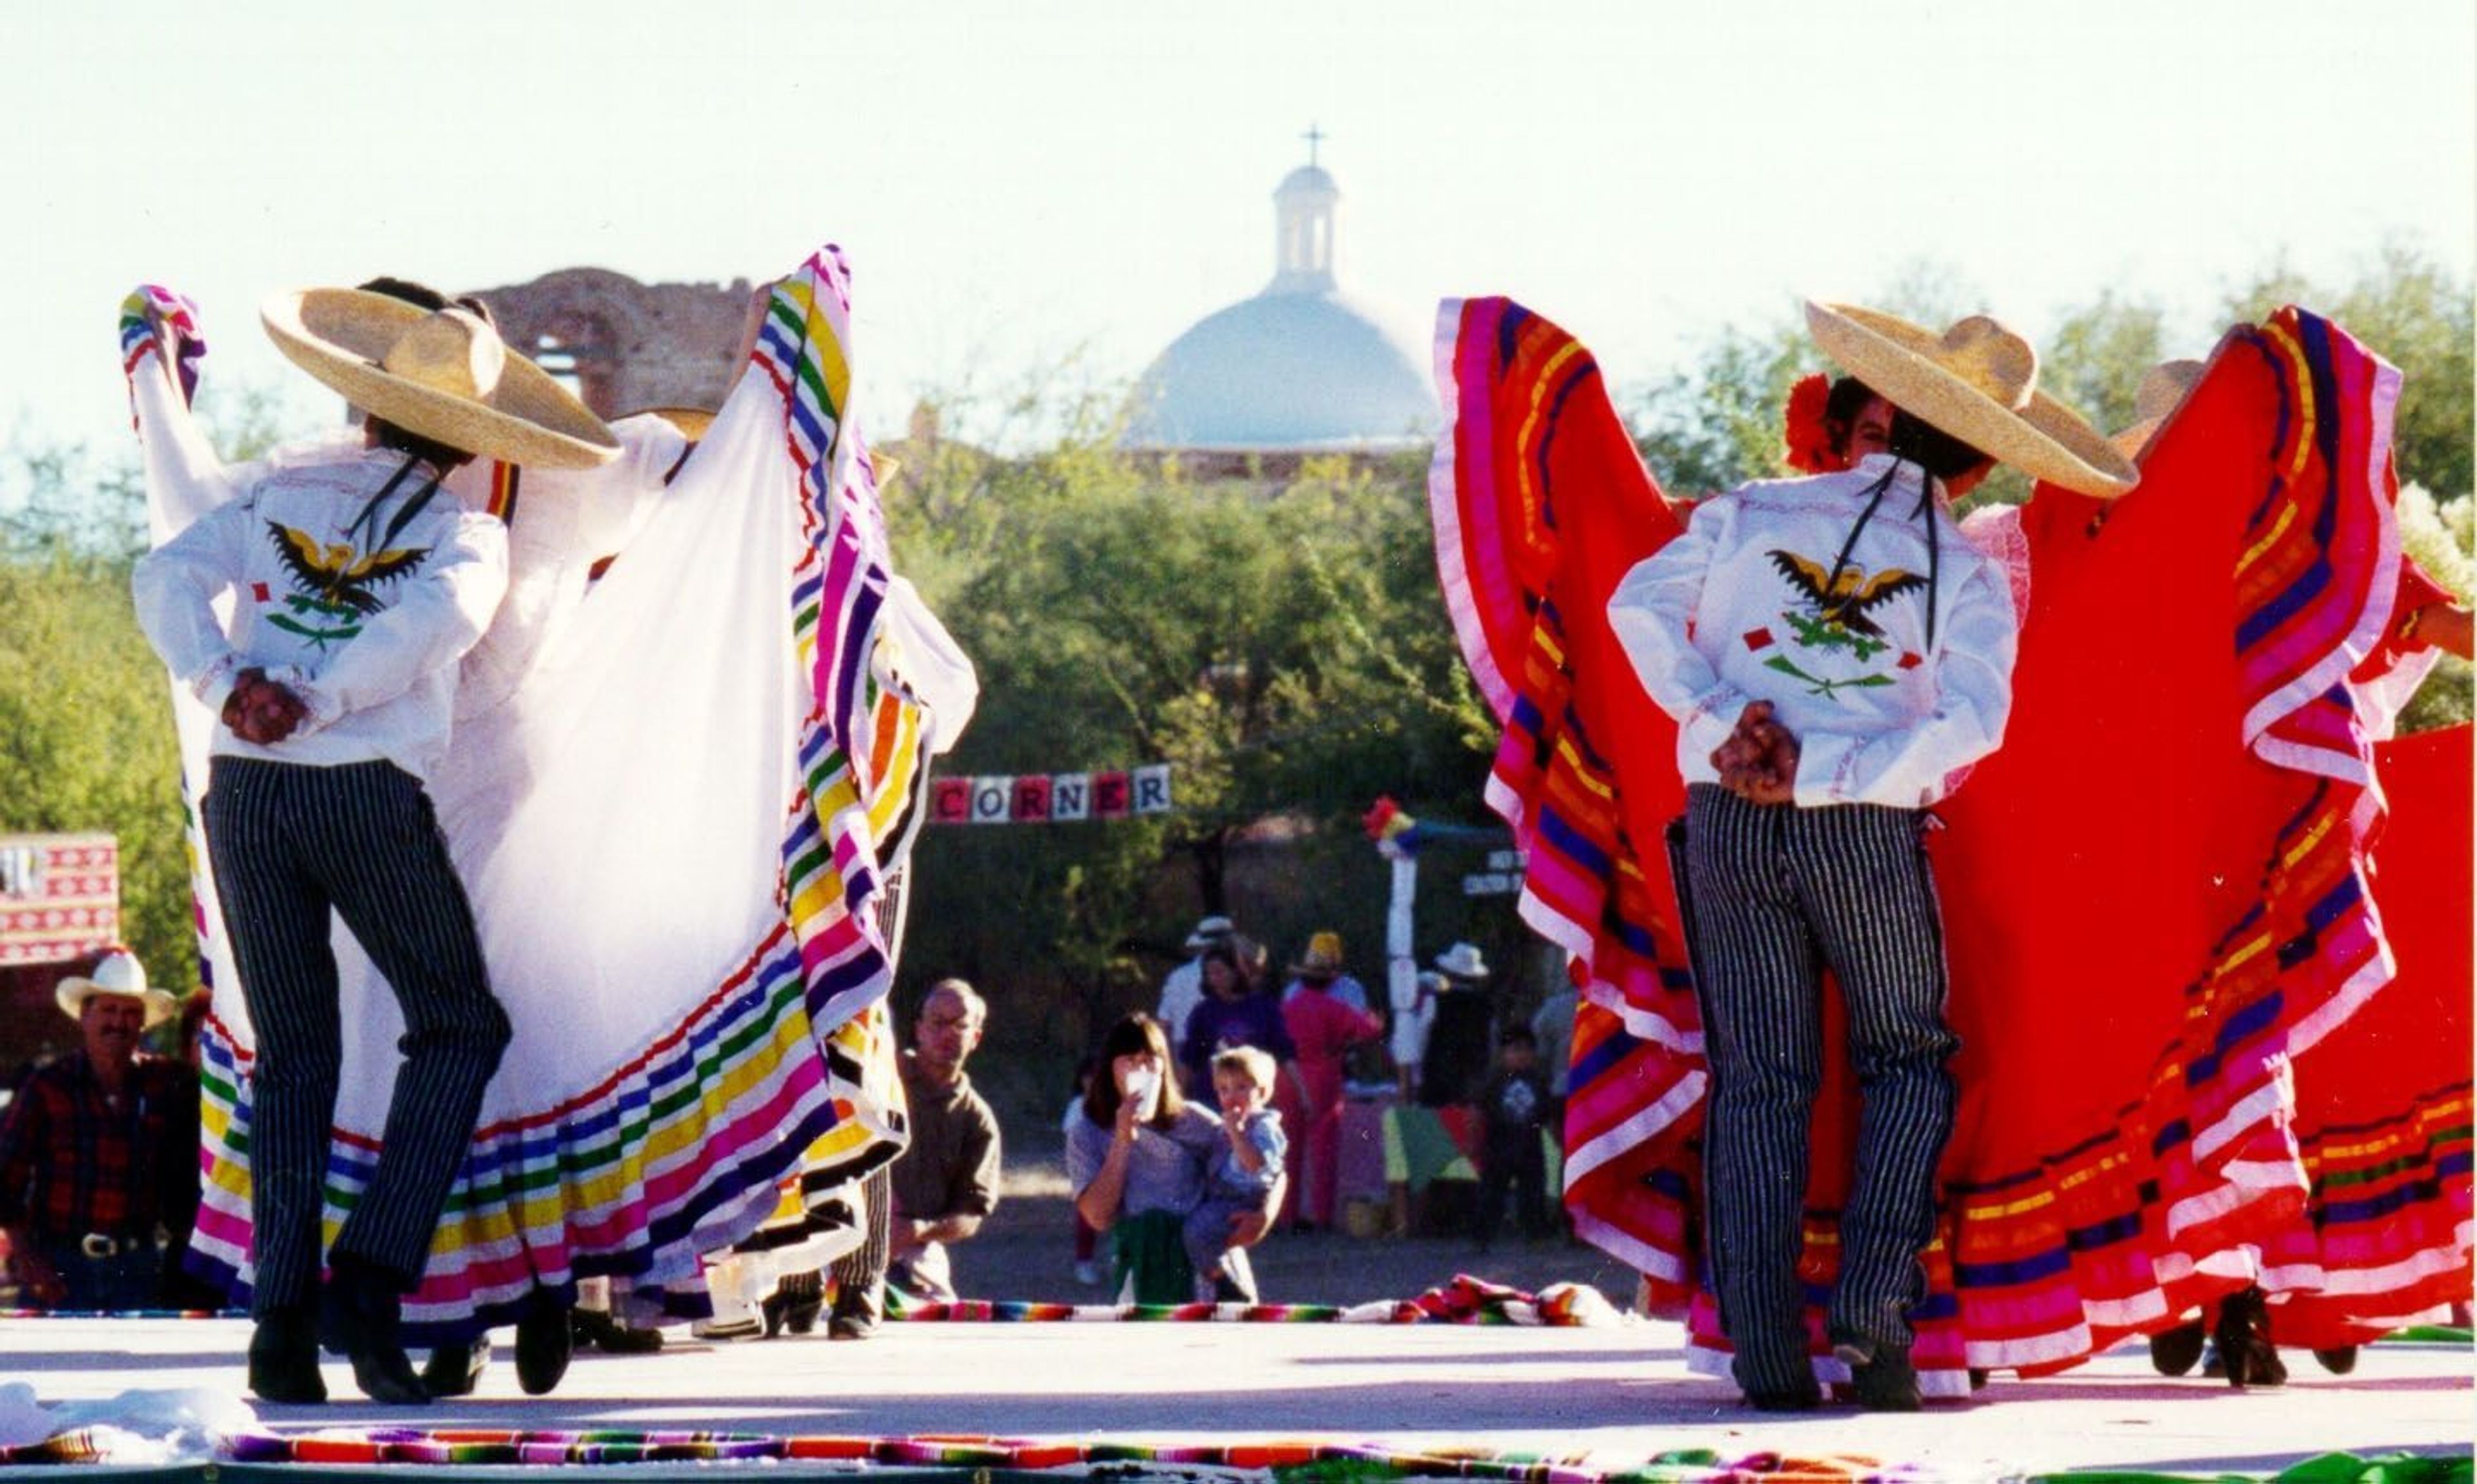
[2040,291,2167,439]
[0,544,193,990]
[888,415,1497,1052]
[1,438,146,560]
[0,383,294,995]
[2395,485,2473,735]
[1626,322,1809,497]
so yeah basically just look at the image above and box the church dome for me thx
[1122,147,1436,454]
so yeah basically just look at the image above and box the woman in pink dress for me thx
[1278,933,1386,1231]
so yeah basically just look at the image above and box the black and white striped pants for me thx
[1675,784,1958,1395]
[203,758,511,1316]
[830,1166,893,1320]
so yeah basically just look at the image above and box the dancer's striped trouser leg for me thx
[203,758,511,1314]
[831,1167,893,1316]
[1679,784,1958,1393]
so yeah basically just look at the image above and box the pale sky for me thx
[4,1,2470,465]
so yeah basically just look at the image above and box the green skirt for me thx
[1110,1209,1195,1305]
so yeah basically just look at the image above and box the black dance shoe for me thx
[319,1261,428,1405]
[247,1307,327,1405]
[513,1294,575,1396]
[1832,1335,1922,1412]
[421,1338,488,1398]
[2211,1286,2287,1389]
[2149,1320,2207,1376]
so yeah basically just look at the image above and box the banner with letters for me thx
[931,764,1175,825]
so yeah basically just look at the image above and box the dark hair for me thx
[1498,1024,1538,1049]
[356,276,495,326]
[1199,942,1249,997]
[1821,376,1880,460]
[1886,410,1994,483]
[366,415,477,473]
[355,275,493,472]
[1081,1013,1184,1131]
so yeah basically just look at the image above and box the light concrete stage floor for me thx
[3,1314,2469,1479]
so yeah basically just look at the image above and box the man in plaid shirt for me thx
[0,950,201,1311]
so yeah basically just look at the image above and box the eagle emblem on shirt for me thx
[266,523,428,615]
[1766,549,1926,640]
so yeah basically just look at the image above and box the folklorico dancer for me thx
[1427,292,2461,1405]
[124,244,974,1403]
[1607,303,2133,1410]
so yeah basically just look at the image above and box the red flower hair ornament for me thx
[1782,371,1835,475]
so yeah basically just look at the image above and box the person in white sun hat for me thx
[0,948,197,1314]
[132,281,617,1406]
[1609,302,2134,1414]
[1156,912,1238,1051]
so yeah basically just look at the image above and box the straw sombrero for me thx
[2109,359,2207,460]
[264,289,620,470]
[1804,302,2139,499]
[55,948,177,1027]
[1289,931,1346,978]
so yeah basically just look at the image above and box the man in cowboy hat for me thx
[132,282,617,1404]
[1608,303,2135,1412]
[0,949,200,1312]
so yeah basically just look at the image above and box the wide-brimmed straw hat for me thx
[1434,942,1489,981]
[1804,302,2139,499]
[55,948,177,1027]
[1289,931,1346,978]
[264,288,620,470]
[2109,359,2207,460]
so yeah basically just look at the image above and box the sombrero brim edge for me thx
[1806,301,2140,499]
[264,291,621,471]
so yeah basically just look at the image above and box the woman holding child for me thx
[1068,1014,1284,1304]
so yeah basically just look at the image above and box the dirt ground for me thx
[938,1129,1647,1311]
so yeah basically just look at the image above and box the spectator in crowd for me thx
[822,981,1003,1337]
[1179,944,1299,1101]
[1157,915,1236,1052]
[1278,932,1384,1231]
[1069,1013,1279,1303]
[1418,942,1496,1107]
[1471,1025,1554,1250]
[792,981,995,1338]
[1280,933,1371,1014]
[0,949,200,1311]
[1184,1047,1285,1302]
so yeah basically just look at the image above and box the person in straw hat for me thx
[1607,302,2135,1412]
[132,280,618,1405]
[1278,931,1384,1230]
[0,948,198,1312]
